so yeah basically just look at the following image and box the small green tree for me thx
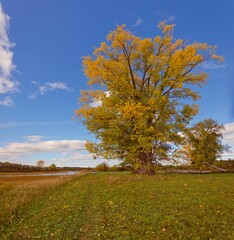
[48,163,57,171]
[185,119,229,167]
[95,162,109,171]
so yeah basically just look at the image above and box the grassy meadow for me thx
[0,172,233,239]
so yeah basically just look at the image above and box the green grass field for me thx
[0,172,233,239]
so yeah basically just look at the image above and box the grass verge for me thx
[1,172,233,239]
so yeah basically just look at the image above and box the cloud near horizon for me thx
[50,153,119,168]
[1,122,234,166]
[0,96,13,107]
[220,122,234,159]
[0,4,18,98]
[222,122,234,145]
[0,137,118,167]
[0,139,86,162]
[24,135,46,142]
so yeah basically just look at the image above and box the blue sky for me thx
[0,0,233,167]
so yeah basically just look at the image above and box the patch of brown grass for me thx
[0,173,83,231]
[0,182,13,194]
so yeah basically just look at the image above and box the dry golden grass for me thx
[0,171,85,231]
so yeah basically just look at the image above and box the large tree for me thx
[76,23,222,174]
[183,119,229,168]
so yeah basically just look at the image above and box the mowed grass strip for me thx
[1,172,233,240]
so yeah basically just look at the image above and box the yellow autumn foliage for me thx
[76,22,221,173]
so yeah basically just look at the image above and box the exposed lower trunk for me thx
[134,151,155,175]
[138,167,155,175]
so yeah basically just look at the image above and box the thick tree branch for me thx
[116,39,136,89]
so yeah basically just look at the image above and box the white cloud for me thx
[90,91,110,108]
[221,122,234,159]
[29,81,72,99]
[0,139,86,161]
[222,122,234,145]
[132,18,143,27]
[221,152,234,158]
[28,93,37,99]
[0,3,18,95]
[0,96,13,107]
[51,152,120,168]
[39,82,71,95]
[164,16,175,23]
[90,99,102,108]
[202,62,226,70]
[156,10,175,23]
[24,135,46,142]
[0,138,121,167]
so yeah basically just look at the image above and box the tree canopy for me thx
[76,22,222,174]
[182,119,229,167]
[36,160,45,168]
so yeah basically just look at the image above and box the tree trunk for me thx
[136,152,155,175]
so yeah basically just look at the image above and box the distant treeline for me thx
[0,162,86,172]
[1,159,233,173]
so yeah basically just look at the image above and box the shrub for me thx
[95,162,109,171]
